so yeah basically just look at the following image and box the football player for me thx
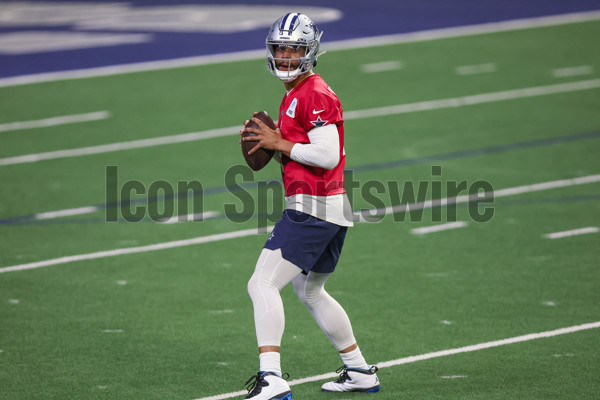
[240,13,380,399]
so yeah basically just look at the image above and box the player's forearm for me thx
[275,139,295,158]
[289,124,340,169]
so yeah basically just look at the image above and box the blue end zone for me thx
[1,0,599,78]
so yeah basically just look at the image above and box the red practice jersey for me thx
[278,74,346,197]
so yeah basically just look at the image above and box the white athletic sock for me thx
[259,352,282,376]
[341,347,369,370]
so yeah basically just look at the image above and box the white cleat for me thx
[321,366,380,393]
[243,371,292,400]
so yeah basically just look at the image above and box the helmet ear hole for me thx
[313,60,317,67]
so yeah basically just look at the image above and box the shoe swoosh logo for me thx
[312,109,325,114]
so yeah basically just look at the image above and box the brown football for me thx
[241,110,276,171]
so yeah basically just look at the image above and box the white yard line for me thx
[194,321,600,400]
[0,227,272,274]
[543,226,599,239]
[1,10,600,88]
[0,111,110,133]
[35,206,100,220]
[322,11,600,51]
[491,175,600,196]
[552,65,594,78]
[455,63,497,75]
[411,221,468,235]
[2,79,600,167]
[354,174,600,222]
[343,79,600,120]
[0,125,239,166]
[361,60,403,73]
[2,174,599,273]
[157,211,220,224]
[31,207,217,223]
[0,49,266,88]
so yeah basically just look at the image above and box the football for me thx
[241,110,276,171]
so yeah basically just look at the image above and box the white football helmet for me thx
[266,13,324,82]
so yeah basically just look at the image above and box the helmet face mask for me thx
[266,13,323,82]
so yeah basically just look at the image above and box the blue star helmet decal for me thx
[310,116,328,127]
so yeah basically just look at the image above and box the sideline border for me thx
[1,10,599,88]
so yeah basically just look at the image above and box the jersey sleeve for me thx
[298,88,343,132]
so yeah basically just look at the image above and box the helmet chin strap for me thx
[276,69,302,82]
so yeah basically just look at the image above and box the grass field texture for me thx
[1,19,599,400]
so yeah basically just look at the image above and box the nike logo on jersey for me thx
[312,109,325,114]
[310,116,328,127]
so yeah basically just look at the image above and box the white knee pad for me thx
[248,248,301,301]
[292,270,327,306]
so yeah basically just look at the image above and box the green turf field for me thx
[1,19,599,400]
